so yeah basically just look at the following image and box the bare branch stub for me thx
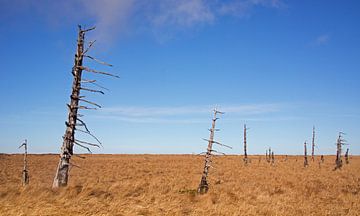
[198,108,230,194]
[53,25,117,188]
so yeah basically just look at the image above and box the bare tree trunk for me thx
[53,26,85,188]
[52,25,117,188]
[345,148,349,164]
[243,124,248,164]
[271,151,275,165]
[19,140,29,186]
[311,126,315,162]
[198,109,231,194]
[334,132,345,170]
[265,150,268,163]
[304,141,308,167]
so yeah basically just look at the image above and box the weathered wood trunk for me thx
[243,124,248,164]
[198,110,218,194]
[334,132,344,170]
[53,26,85,188]
[304,141,308,167]
[197,109,229,194]
[19,140,29,186]
[265,150,268,162]
[311,126,315,162]
[345,148,349,164]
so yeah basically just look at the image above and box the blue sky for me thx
[0,0,359,155]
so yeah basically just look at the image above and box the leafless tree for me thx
[334,132,346,170]
[53,25,118,188]
[304,141,308,167]
[18,139,29,186]
[345,148,349,164]
[198,108,232,194]
[243,124,248,164]
[311,126,315,162]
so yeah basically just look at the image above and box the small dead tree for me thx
[304,141,308,167]
[271,151,275,165]
[311,126,315,162]
[198,108,232,194]
[267,147,272,163]
[18,139,29,186]
[53,25,118,188]
[334,132,346,170]
[265,150,268,162]
[243,124,248,164]
[345,148,349,164]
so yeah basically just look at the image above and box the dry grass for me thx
[1,154,359,215]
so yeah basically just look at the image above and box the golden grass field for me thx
[0,154,359,215]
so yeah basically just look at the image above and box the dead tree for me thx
[265,150,268,162]
[271,151,275,165]
[18,140,29,186]
[304,141,308,167]
[345,148,349,164]
[334,132,346,170]
[243,124,248,164]
[268,147,272,163]
[198,108,232,194]
[53,25,118,188]
[311,126,315,162]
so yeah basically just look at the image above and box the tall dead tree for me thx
[53,25,118,188]
[243,124,248,164]
[271,151,275,165]
[334,132,346,170]
[304,141,308,167]
[345,148,349,164]
[267,147,272,163]
[311,126,315,162]
[18,139,29,186]
[265,149,268,162]
[198,108,232,194]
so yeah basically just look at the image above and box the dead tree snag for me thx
[345,148,349,164]
[265,150,268,163]
[304,141,308,167]
[311,126,315,162]
[53,25,118,188]
[198,108,232,194]
[243,124,248,164]
[334,132,346,170]
[18,139,29,186]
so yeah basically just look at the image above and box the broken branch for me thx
[84,55,113,67]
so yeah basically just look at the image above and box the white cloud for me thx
[93,103,283,123]
[149,0,214,27]
[315,34,330,45]
[9,0,284,44]
[218,0,284,17]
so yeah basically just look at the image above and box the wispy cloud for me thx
[6,0,285,44]
[315,34,330,45]
[218,0,285,17]
[93,103,283,123]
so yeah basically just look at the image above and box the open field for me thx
[1,154,360,215]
